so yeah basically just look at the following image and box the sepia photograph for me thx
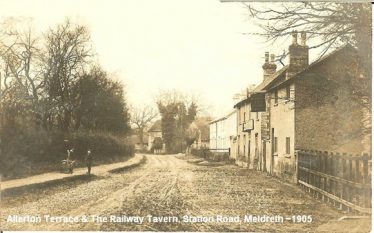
[0,0,372,232]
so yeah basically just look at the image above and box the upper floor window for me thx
[286,85,291,100]
[274,137,278,153]
[243,112,246,123]
[286,137,291,154]
[238,109,241,124]
[274,90,278,105]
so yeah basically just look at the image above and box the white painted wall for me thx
[209,111,237,152]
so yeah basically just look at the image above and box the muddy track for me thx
[0,155,186,231]
[1,154,363,232]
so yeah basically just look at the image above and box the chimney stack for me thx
[262,52,277,81]
[287,31,309,79]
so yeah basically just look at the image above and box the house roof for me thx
[148,120,162,132]
[233,66,289,109]
[233,44,357,109]
[266,44,357,91]
[210,110,236,124]
[130,133,148,144]
[254,65,289,92]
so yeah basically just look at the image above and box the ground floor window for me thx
[286,137,290,154]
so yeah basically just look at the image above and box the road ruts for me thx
[1,154,356,232]
[0,154,188,231]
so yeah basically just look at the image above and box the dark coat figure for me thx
[67,149,74,174]
[86,149,93,175]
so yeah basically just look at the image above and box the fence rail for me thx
[209,148,230,153]
[297,150,371,214]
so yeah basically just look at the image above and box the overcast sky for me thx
[0,0,320,118]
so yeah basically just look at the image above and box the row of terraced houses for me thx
[209,31,370,183]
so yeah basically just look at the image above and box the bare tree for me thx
[241,2,371,113]
[42,19,92,131]
[130,105,158,150]
[0,21,45,127]
[242,3,371,67]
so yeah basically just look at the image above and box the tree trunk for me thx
[138,127,144,150]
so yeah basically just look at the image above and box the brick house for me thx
[237,31,369,181]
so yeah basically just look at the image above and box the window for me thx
[243,112,246,123]
[256,112,259,121]
[286,86,291,100]
[274,90,278,105]
[238,109,241,124]
[248,140,251,156]
[286,137,291,154]
[274,137,278,153]
[271,128,275,153]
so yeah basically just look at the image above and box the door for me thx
[271,128,275,174]
[262,141,267,172]
[248,140,251,166]
[255,133,259,170]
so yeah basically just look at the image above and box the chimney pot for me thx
[301,32,306,46]
[292,31,298,44]
[270,54,275,63]
[265,52,269,63]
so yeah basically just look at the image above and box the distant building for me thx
[209,111,237,158]
[147,120,163,151]
[130,129,149,151]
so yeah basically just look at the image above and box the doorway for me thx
[262,141,267,172]
[255,133,259,170]
[271,128,275,175]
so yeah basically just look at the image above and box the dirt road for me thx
[0,154,368,232]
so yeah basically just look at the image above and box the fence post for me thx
[362,153,369,208]
[294,150,299,184]
[296,149,370,213]
[322,151,328,202]
[347,153,353,212]
[342,153,347,210]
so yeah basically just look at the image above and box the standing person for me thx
[67,148,75,174]
[86,149,93,175]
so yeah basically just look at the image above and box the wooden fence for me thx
[209,148,230,153]
[297,150,371,214]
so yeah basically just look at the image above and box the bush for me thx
[0,128,134,178]
[152,137,163,151]
[191,148,212,159]
[67,131,134,162]
[210,152,230,161]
